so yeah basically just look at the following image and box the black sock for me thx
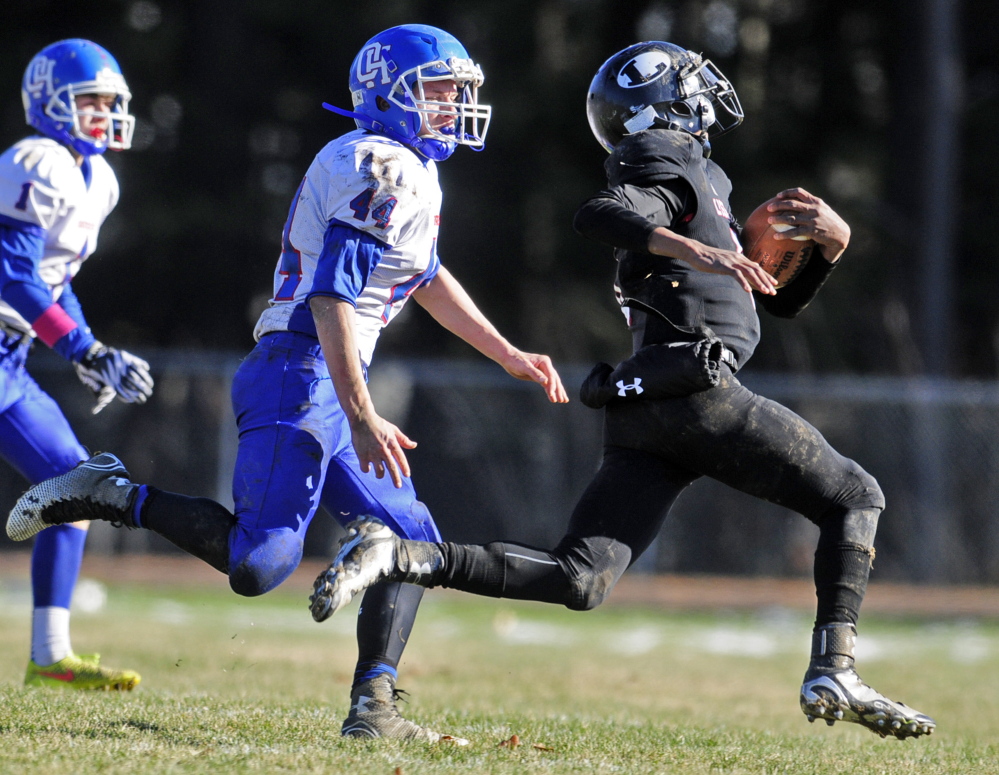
[139,487,235,574]
[437,542,573,605]
[353,582,424,688]
[813,538,874,627]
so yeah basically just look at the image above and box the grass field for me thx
[0,568,997,774]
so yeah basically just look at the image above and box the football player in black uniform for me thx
[309,41,936,740]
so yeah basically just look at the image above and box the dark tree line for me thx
[2,0,996,376]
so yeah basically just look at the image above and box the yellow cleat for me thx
[25,653,141,691]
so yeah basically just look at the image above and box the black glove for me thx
[74,341,154,415]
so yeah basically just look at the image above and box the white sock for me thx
[31,606,72,666]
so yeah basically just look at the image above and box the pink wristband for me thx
[32,304,78,347]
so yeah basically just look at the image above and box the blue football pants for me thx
[0,334,88,612]
[227,331,441,595]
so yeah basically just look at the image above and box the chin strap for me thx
[322,103,473,162]
[322,102,375,125]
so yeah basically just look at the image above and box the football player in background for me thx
[0,39,153,690]
[304,42,937,740]
[9,25,567,741]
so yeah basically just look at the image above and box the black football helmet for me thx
[586,41,744,152]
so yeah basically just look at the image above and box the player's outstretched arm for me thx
[412,267,569,403]
[766,187,850,264]
[647,226,778,295]
[310,296,417,488]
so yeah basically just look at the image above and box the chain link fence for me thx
[2,348,997,585]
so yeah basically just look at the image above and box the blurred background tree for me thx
[2,0,996,376]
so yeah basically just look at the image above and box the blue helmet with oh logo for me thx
[324,24,491,162]
[21,39,135,157]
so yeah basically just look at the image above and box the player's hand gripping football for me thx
[647,227,778,295]
[74,341,155,414]
[350,407,417,489]
[497,350,569,404]
[766,187,850,263]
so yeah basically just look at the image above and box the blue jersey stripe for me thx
[314,223,386,304]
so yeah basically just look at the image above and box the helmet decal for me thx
[616,52,672,89]
[23,56,57,100]
[356,42,396,88]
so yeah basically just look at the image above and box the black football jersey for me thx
[574,128,839,368]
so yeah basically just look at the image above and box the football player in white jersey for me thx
[9,25,567,742]
[0,39,153,690]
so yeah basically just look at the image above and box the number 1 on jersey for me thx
[14,182,32,211]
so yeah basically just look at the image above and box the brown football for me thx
[740,198,815,288]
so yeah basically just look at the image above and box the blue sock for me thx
[353,662,398,687]
[31,524,87,609]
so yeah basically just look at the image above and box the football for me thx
[740,198,815,288]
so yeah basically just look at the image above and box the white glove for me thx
[74,341,154,415]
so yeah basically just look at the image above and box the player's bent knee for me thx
[842,464,885,512]
[567,573,617,611]
[557,536,632,611]
[228,530,305,597]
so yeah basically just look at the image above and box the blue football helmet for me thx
[324,24,491,161]
[586,41,743,152]
[21,39,135,157]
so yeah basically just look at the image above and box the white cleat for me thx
[800,668,936,739]
[310,518,400,622]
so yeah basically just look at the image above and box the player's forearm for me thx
[573,193,659,254]
[413,266,517,364]
[647,226,709,264]
[309,296,375,424]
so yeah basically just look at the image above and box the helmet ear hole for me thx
[375,95,391,112]
[669,101,694,117]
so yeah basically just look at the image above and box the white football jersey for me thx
[254,130,442,367]
[0,136,119,334]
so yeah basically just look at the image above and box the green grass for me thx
[0,576,997,774]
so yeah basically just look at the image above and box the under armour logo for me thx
[408,561,433,579]
[356,42,396,87]
[616,378,644,396]
[352,695,375,714]
[24,56,56,98]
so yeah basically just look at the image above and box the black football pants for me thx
[435,367,883,627]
